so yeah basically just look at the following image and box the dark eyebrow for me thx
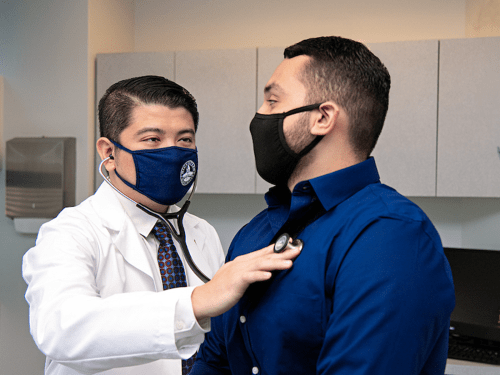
[178,129,195,136]
[264,82,283,95]
[135,127,166,136]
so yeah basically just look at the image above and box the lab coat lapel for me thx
[182,214,212,287]
[113,221,156,282]
[93,184,156,282]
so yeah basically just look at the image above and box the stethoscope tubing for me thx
[136,200,211,283]
[99,157,211,284]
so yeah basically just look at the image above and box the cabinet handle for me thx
[498,147,500,160]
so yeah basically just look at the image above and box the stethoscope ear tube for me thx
[98,156,211,283]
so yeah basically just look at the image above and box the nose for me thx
[164,140,176,147]
[257,102,268,114]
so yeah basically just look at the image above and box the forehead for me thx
[265,55,310,96]
[130,104,195,129]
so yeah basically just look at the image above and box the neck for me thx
[287,143,363,192]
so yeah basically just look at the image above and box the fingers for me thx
[242,240,302,258]
[192,239,303,321]
[235,241,302,264]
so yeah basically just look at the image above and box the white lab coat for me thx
[22,183,225,375]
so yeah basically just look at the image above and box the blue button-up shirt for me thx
[193,158,455,375]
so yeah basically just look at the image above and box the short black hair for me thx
[98,75,199,142]
[284,36,391,158]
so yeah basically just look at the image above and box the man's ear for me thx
[310,101,340,136]
[96,137,116,172]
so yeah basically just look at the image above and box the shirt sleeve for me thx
[318,217,455,375]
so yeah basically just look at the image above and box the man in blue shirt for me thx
[192,36,455,375]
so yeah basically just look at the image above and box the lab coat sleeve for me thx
[22,212,209,374]
[318,218,455,375]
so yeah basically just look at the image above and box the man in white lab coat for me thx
[22,75,301,375]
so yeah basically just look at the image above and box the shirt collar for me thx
[113,190,159,238]
[265,157,380,212]
[309,157,380,211]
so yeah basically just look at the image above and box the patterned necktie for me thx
[152,221,197,374]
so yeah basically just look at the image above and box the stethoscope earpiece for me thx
[274,233,304,253]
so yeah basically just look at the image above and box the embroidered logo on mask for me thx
[180,160,196,186]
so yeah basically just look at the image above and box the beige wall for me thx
[466,0,500,37]
[134,0,466,52]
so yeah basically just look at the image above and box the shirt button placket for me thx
[239,308,261,374]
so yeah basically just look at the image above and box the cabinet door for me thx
[256,47,285,194]
[437,37,500,197]
[368,40,439,197]
[94,52,175,190]
[175,49,257,194]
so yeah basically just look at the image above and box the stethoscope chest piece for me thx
[274,233,304,253]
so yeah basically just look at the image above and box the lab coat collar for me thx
[113,188,158,238]
[92,182,210,286]
[91,183,157,283]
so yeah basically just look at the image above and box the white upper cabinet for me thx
[368,40,439,197]
[94,38,499,197]
[437,37,500,197]
[94,52,175,190]
[175,48,257,194]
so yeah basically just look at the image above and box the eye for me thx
[144,136,161,143]
[178,136,194,144]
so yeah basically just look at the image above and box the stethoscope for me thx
[99,156,211,283]
[273,233,304,253]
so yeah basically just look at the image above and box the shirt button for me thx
[240,315,246,323]
[252,366,259,374]
[175,320,185,330]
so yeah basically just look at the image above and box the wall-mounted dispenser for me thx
[5,137,76,234]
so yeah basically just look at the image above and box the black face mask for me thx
[249,103,324,186]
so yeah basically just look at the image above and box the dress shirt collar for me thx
[113,189,160,238]
[265,157,381,212]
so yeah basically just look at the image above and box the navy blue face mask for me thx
[110,139,198,205]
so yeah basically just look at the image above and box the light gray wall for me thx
[189,194,268,252]
[0,1,89,373]
[412,198,500,250]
